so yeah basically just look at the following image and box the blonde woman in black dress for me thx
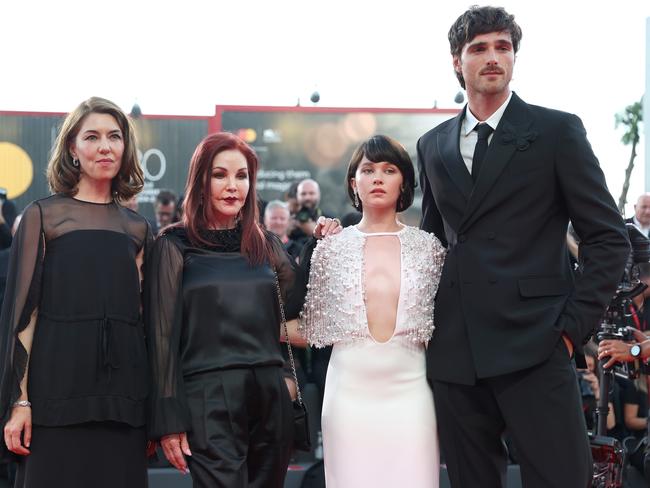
[0,97,151,487]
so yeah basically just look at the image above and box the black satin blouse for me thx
[145,226,302,439]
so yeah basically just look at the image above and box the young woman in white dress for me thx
[300,135,446,487]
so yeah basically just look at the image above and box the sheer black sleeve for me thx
[144,232,190,440]
[267,232,303,321]
[0,203,44,425]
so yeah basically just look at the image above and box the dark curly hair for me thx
[449,6,522,89]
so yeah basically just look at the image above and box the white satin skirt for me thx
[321,337,439,487]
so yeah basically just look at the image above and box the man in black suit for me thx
[418,6,630,487]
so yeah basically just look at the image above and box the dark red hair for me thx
[181,132,270,265]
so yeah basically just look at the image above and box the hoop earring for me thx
[72,158,80,167]
[354,189,360,209]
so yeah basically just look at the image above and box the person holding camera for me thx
[598,328,650,368]
[288,179,326,246]
[598,263,650,368]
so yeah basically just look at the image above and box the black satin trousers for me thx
[184,366,293,488]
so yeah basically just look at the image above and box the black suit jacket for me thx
[418,93,630,384]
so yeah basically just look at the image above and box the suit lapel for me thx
[437,109,473,200]
[459,93,534,231]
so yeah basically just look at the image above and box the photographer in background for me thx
[263,200,302,261]
[599,328,650,367]
[152,189,178,235]
[626,262,650,333]
[626,193,650,238]
[598,311,650,477]
[289,179,325,246]
[598,263,650,367]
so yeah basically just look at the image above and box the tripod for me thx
[590,319,631,487]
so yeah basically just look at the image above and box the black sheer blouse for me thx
[0,194,151,434]
[144,226,301,440]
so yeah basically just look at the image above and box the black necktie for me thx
[471,123,494,182]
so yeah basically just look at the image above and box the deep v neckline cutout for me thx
[360,233,403,344]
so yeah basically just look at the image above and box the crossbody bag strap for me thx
[272,269,304,406]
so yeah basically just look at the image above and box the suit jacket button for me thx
[458,234,467,243]
[487,232,496,240]
[449,280,455,287]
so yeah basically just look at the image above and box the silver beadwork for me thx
[299,226,445,348]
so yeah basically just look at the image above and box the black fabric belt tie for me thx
[100,316,119,372]
[37,312,139,383]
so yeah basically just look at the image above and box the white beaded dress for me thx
[300,225,445,488]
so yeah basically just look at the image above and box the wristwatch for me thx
[630,343,642,358]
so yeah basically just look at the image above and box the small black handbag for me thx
[273,271,312,452]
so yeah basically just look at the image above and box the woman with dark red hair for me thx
[145,132,337,487]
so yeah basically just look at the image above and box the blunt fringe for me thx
[346,135,416,213]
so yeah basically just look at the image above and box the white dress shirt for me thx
[460,92,513,174]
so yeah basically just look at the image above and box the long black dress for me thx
[145,226,299,488]
[0,194,151,488]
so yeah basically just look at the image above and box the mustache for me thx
[480,67,505,75]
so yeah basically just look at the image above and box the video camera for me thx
[590,223,650,486]
[596,223,650,379]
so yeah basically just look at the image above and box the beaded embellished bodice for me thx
[299,225,446,348]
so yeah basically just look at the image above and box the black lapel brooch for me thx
[500,124,538,151]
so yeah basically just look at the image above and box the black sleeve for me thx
[285,236,321,323]
[554,114,630,347]
[144,233,190,440]
[417,136,448,247]
[0,203,44,426]
[267,232,303,321]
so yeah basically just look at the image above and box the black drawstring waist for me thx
[38,312,141,383]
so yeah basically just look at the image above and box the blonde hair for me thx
[47,97,144,200]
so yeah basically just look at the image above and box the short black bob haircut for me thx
[346,134,416,213]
